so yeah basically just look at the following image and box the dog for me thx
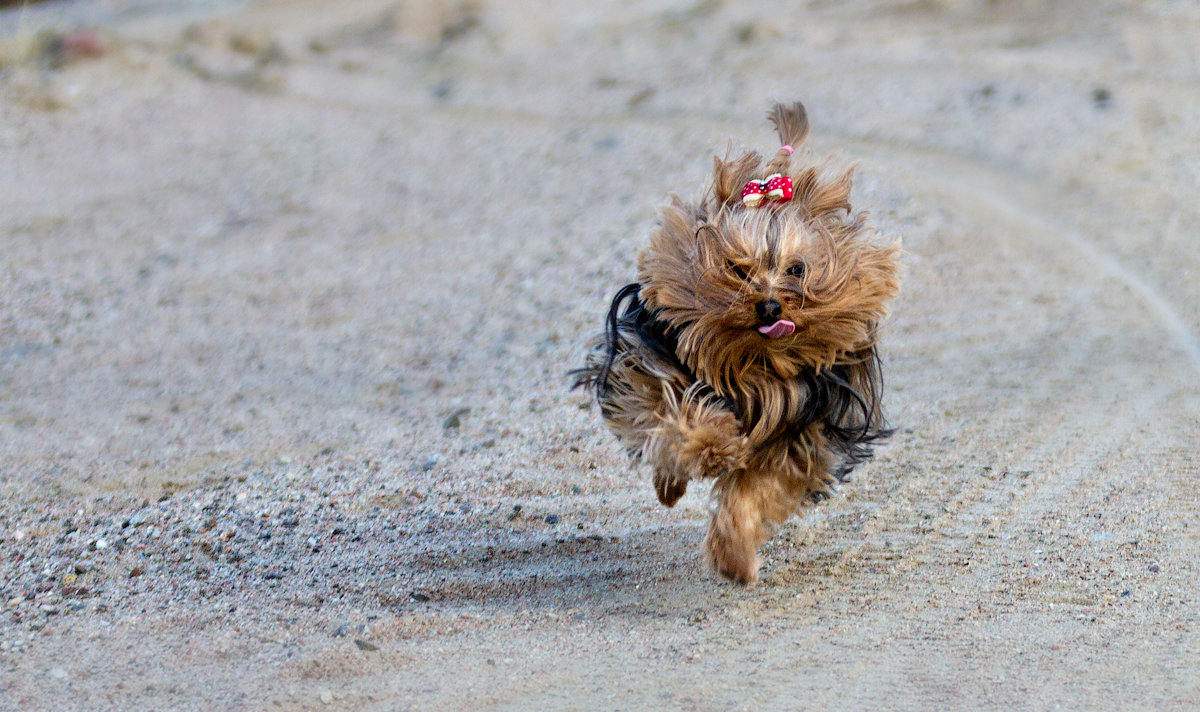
[573,101,901,583]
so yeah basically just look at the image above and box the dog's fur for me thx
[573,101,901,583]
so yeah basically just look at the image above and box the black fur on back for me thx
[792,348,892,483]
[571,282,688,399]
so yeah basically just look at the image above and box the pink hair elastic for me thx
[779,145,794,155]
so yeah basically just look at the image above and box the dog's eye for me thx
[727,260,749,280]
[785,262,807,279]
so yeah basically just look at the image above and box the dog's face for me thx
[637,173,900,390]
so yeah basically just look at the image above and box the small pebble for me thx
[431,79,454,100]
[60,30,105,59]
[443,407,470,430]
[354,639,378,651]
[1149,563,1160,573]
[545,514,559,525]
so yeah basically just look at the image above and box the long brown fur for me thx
[574,101,901,584]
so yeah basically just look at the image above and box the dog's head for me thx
[636,103,901,394]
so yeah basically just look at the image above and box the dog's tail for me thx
[764,101,809,177]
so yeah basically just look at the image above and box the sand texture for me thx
[2,0,1199,709]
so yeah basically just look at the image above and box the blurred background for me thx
[2,1,1198,709]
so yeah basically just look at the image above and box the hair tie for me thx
[779,145,794,155]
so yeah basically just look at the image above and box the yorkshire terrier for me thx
[574,101,901,584]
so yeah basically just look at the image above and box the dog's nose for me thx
[755,299,782,324]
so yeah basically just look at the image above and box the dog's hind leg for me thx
[705,442,832,583]
[705,474,766,584]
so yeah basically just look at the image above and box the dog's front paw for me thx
[678,410,749,480]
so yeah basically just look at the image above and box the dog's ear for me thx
[710,150,762,208]
[792,164,854,218]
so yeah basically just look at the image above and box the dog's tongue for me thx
[757,320,796,339]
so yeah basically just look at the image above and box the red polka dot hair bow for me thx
[740,145,795,208]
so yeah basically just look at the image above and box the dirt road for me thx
[2,1,1197,709]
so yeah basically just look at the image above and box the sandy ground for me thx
[2,0,1199,709]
